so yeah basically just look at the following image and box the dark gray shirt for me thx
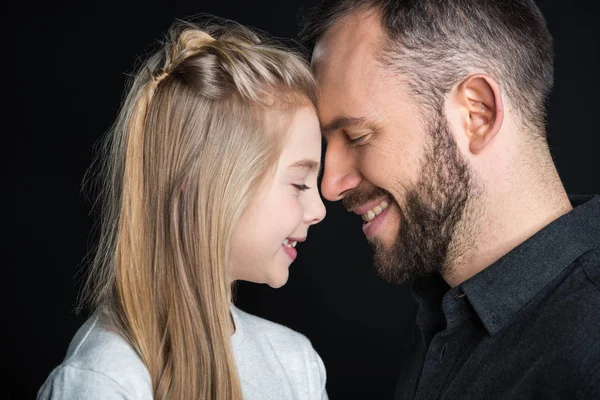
[394,195,600,400]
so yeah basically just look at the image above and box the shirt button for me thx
[440,343,448,362]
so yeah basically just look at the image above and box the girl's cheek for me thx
[279,195,301,216]
[291,203,304,223]
[275,189,304,223]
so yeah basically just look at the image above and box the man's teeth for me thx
[362,200,390,222]
[283,239,298,248]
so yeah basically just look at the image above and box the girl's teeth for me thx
[283,239,298,248]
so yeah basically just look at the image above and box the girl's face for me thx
[230,106,326,288]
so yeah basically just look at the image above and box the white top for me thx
[38,305,328,399]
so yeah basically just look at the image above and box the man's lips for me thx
[351,197,392,215]
[362,204,392,237]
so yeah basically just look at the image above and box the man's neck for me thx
[443,151,572,287]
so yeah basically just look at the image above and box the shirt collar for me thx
[461,195,600,336]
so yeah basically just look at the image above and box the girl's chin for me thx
[265,268,290,289]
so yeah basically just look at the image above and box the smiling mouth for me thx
[281,237,306,260]
[282,238,298,248]
[361,199,390,224]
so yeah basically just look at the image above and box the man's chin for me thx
[367,221,400,246]
[371,237,412,284]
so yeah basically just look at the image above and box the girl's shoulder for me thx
[38,313,152,400]
[230,304,328,399]
[231,304,312,348]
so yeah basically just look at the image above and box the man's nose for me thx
[320,138,361,201]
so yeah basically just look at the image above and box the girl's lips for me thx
[362,203,392,238]
[282,236,306,261]
[282,243,298,260]
[288,236,307,243]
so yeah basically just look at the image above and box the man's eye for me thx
[293,184,310,191]
[347,134,368,146]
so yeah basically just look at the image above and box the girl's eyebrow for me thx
[288,159,320,171]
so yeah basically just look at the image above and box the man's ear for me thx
[455,74,504,154]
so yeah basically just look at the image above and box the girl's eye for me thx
[293,184,310,191]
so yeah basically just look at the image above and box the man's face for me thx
[313,12,478,283]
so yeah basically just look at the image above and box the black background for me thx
[8,0,599,399]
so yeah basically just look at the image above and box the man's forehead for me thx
[312,16,391,130]
[311,10,383,77]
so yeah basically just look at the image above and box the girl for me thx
[39,20,327,400]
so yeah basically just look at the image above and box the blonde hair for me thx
[81,20,317,399]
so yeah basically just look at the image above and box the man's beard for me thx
[345,112,480,284]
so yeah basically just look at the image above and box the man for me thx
[301,1,600,398]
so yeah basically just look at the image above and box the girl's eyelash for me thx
[293,184,311,191]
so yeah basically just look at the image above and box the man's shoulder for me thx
[459,249,600,398]
[558,248,600,323]
[568,248,600,345]
[543,248,600,329]
[579,247,600,289]
[533,249,600,370]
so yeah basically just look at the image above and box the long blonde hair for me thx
[81,20,317,399]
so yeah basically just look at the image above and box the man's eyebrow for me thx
[288,159,320,171]
[321,116,367,137]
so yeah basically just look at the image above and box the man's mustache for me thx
[342,187,391,212]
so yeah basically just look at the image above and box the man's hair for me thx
[300,0,554,136]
